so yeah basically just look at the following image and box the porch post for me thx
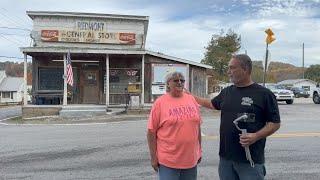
[141,54,145,107]
[23,53,28,106]
[63,53,67,105]
[106,54,109,107]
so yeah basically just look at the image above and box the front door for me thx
[82,70,99,104]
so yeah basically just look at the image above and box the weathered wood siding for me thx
[144,55,208,102]
[190,66,207,97]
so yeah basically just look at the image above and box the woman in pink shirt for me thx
[147,71,202,180]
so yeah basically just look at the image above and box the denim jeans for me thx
[218,157,266,180]
[158,164,197,180]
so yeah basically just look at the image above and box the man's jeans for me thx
[219,157,266,180]
[158,164,197,180]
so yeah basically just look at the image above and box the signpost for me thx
[263,28,276,87]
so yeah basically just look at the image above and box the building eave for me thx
[146,50,211,69]
[26,11,149,21]
[20,47,146,55]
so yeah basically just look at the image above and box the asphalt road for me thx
[0,106,21,121]
[0,98,319,179]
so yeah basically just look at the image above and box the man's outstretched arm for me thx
[193,95,215,109]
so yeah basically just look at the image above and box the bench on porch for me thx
[34,93,63,105]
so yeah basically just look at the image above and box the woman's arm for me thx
[147,130,158,172]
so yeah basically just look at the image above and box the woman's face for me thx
[168,75,185,94]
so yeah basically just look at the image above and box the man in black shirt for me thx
[194,54,280,180]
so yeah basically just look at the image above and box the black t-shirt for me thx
[211,83,280,164]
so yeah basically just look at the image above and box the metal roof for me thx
[146,50,212,69]
[20,47,212,69]
[0,77,24,91]
[26,11,149,21]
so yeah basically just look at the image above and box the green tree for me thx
[201,29,241,80]
[305,65,320,83]
[251,65,264,83]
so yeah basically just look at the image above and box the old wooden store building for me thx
[20,11,211,116]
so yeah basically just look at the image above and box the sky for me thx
[0,0,319,67]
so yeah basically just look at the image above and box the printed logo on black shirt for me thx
[241,97,253,106]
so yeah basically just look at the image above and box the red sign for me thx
[41,30,59,41]
[119,33,136,44]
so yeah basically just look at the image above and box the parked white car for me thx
[312,85,320,104]
[266,84,294,104]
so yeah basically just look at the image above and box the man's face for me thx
[227,58,248,85]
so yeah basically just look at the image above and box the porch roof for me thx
[20,47,211,69]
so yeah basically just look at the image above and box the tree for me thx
[251,62,264,83]
[305,65,320,83]
[201,29,241,80]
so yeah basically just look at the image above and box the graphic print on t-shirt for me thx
[241,97,253,106]
[168,105,197,121]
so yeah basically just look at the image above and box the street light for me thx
[263,28,276,86]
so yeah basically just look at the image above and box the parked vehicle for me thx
[313,85,320,104]
[266,84,294,104]
[290,87,310,98]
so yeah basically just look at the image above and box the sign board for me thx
[40,21,136,44]
[151,64,189,94]
[41,30,136,44]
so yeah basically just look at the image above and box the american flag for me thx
[66,51,73,86]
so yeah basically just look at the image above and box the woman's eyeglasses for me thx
[173,79,185,83]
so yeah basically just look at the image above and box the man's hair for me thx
[232,54,252,74]
[165,71,185,92]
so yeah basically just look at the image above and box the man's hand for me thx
[239,133,259,147]
[151,157,159,172]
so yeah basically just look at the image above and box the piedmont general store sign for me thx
[41,21,136,44]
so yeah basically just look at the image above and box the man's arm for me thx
[193,95,215,109]
[147,130,158,172]
[240,122,280,147]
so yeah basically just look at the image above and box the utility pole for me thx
[263,28,275,87]
[263,44,269,87]
[302,43,305,79]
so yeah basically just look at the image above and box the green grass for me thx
[6,116,24,124]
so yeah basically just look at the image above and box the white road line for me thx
[1,119,148,126]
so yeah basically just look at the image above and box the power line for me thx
[1,8,32,27]
[0,32,29,37]
[0,10,30,29]
[0,26,31,31]
[0,34,25,46]
[0,55,24,59]
[0,33,26,46]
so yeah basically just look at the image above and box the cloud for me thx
[0,0,319,68]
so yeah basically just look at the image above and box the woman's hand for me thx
[151,157,159,172]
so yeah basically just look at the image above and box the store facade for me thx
[20,11,211,110]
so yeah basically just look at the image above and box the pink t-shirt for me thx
[147,92,202,169]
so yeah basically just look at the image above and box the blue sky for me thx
[0,0,319,67]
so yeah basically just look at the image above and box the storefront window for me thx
[104,68,140,94]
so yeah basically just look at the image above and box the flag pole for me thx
[63,52,68,106]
